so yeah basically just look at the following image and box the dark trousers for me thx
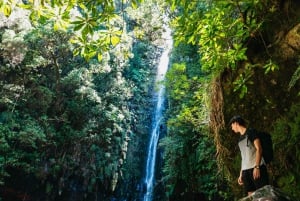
[241,165,269,193]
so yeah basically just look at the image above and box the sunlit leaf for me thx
[53,22,60,31]
[82,26,90,36]
[73,48,80,56]
[73,23,85,31]
[17,3,32,9]
[131,0,138,9]
[110,36,120,46]
[3,5,12,17]
[89,19,97,27]
[97,53,103,61]
[105,35,111,44]
[71,20,84,25]
[86,51,96,60]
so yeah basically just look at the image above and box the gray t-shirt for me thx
[238,129,265,170]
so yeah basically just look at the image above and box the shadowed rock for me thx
[238,185,298,201]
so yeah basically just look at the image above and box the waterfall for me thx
[143,23,172,201]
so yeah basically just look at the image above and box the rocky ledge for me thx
[238,185,298,201]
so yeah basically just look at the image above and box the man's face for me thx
[231,122,238,133]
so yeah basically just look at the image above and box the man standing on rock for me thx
[229,115,269,195]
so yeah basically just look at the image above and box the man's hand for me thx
[238,175,243,185]
[253,168,261,180]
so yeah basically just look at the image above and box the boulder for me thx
[238,185,297,201]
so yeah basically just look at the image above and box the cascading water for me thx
[143,22,173,201]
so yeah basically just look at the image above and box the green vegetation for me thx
[0,0,165,199]
[0,22,133,199]
[1,0,300,200]
[163,0,300,200]
[0,0,142,61]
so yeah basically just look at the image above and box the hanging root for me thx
[208,75,230,170]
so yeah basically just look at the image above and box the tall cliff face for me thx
[112,44,163,201]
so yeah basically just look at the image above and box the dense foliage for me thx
[161,43,229,200]
[0,20,133,200]
[164,0,300,200]
[0,1,167,200]
[0,0,143,60]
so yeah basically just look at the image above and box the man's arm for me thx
[253,138,263,179]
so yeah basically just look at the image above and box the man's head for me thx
[229,115,246,133]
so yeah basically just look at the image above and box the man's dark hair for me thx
[229,115,246,127]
